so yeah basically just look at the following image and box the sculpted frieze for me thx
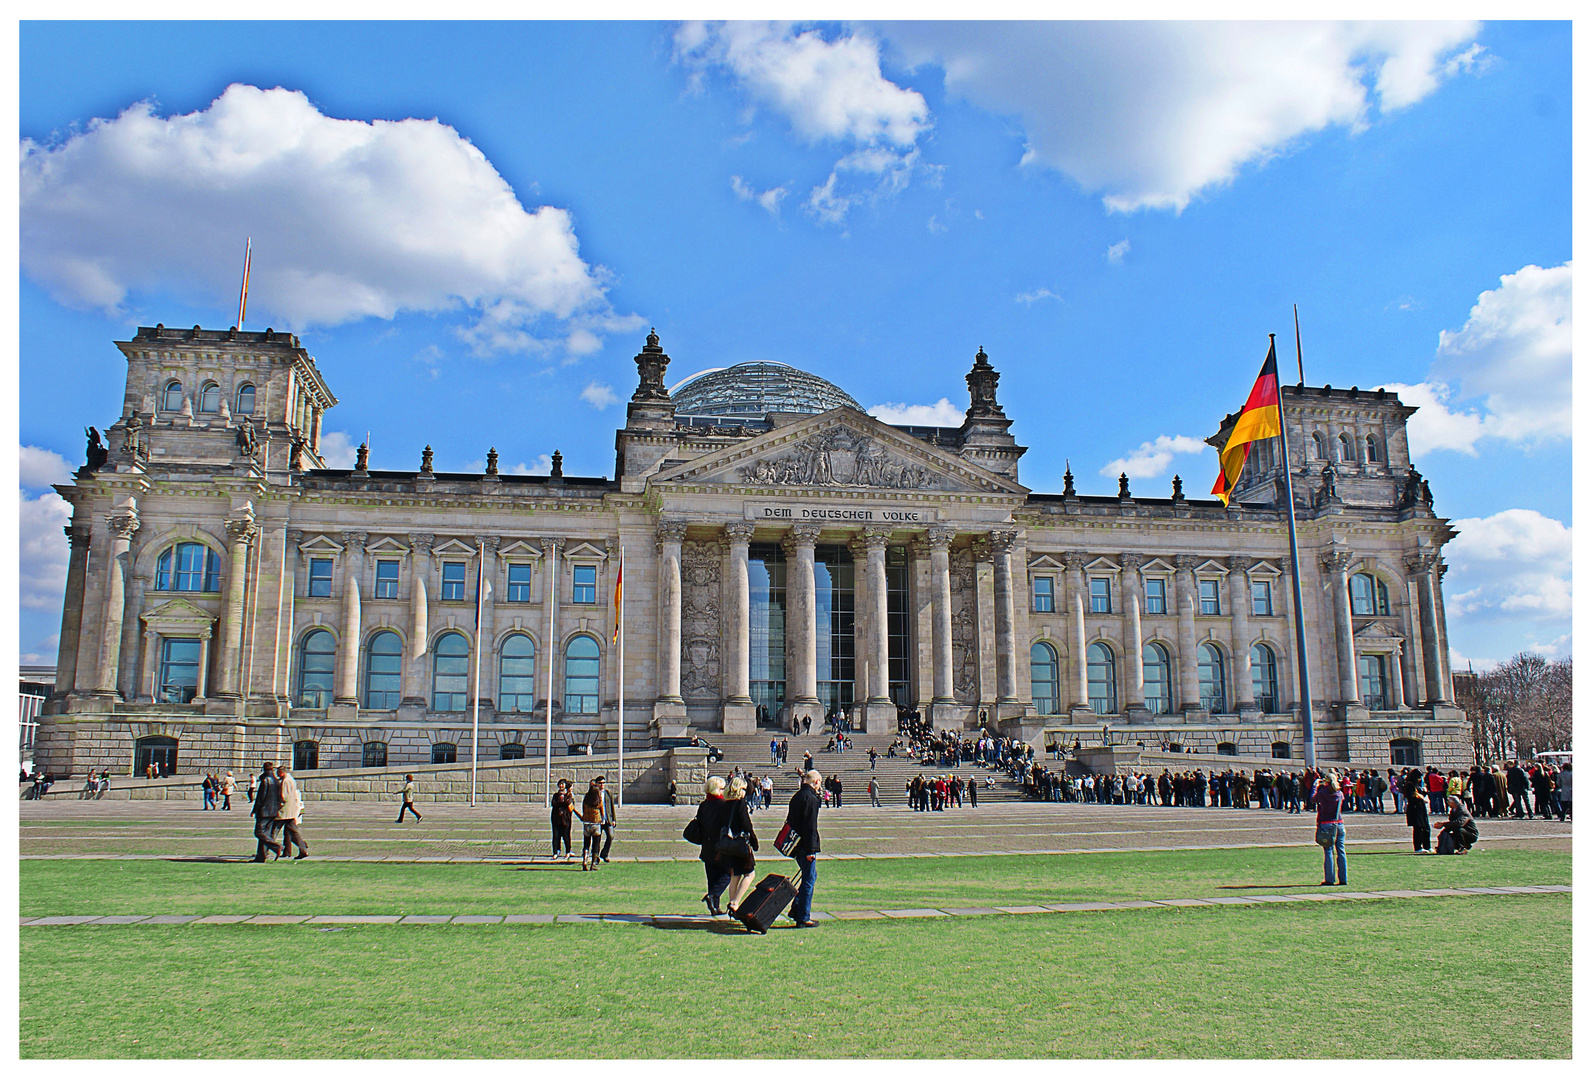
[737,428,943,490]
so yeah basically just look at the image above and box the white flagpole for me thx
[470,539,484,807]
[544,541,558,807]
[617,545,625,808]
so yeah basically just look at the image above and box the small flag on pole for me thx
[236,238,252,328]
[612,549,624,643]
[1211,338,1283,505]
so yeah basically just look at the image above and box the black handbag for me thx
[716,822,754,862]
[683,817,702,845]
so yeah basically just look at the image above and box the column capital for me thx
[1403,552,1436,574]
[538,537,561,557]
[1320,548,1356,574]
[143,627,160,640]
[1118,552,1144,572]
[782,523,822,553]
[1225,555,1254,574]
[473,534,501,556]
[65,524,92,547]
[846,535,869,562]
[286,528,305,544]
[340,530,369,552]
[924,525,955,550]
[1059,550,1089,572]
[722,521,756,543]
[105,510,140,541]
[225,516,259,545]
[987,528,1019,554]
[861,525,893,548]
[656,519,689,546]
[907,536,931,560]
[970,535,993,563]
[1172,553,1201,574]
[408,533,435,556]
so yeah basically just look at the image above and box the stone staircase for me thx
[689,726,1033,805]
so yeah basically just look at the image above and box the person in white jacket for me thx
[274,765,310,860]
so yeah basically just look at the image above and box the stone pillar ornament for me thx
[1322,549,1359,705]
[1173,554,1201,712]
[215,512,259,699]
[632,328,672,401]
[783,523,824,719]
[1062,551,1090,711]
[722,522,756,709]
[1406,553,1449,705]
[1120,553,1146,713]
[403,534,433,706]
[656,520,688,704]
[927,526,956,706]
[336,531,368,705]
[989,530,1020,706]
[52,525,92,699]
[965,346,1005,418]
[1227,556,1255,710]
[474,535,501,705]
[93,510,140,696]
[863,527,894,710]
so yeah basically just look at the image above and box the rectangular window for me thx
[1359,654,1388,710]
[374,560,400,599]
[1089,577,1112,614]
[1251,579,1273,616]
[1144,579,1167,615]
[1032,576,1054,613]
[307,558,334,598]
[1199,579,1220,616]
[157,638,202,704]
[572,564,597,604]
[441,561,466,601]
[506,564,532,603]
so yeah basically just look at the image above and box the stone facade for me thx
[37,325,1469,786]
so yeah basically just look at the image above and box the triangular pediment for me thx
[1194,558,1229,576]
[1085,556,1121,574]
[497,539,543,560]
[1355,620,1404,643]
[652,407,1027,496]
[432,538,477,557]
[298,534,344,555]
[365,536,410,555]
[563,541,609,561]
[141,597,217,636]
[1140,558,1176,575]
[1027,553,1065,571]
[1249,560,1282,576]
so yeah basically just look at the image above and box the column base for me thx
[203,698,246,717]
[397,701,427,722]
[325,702,359,721]
[1123,705,1153,725]
[782,699,823,730]
[858,700,897,734]
[651,699,689,742]
[929,701,970,728]
[720,701,758,734]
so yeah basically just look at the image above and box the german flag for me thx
[1211,338,1283,505]
[611,548,624,644]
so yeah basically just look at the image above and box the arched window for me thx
[431,742,457,765]
[162,380,184,412]
[1365,434,1379,463]
[297,629,337,708]
[1338,432,1353,462]
[498,634,537,713]
[1198,642,1226,713]
[362,741,388,768]
[236,384,256,415]
[499,743,526,761]
[1030,642,1060,716]
[1390,738,1421,766]
[1271,741,1293,759]
[293,740,319,771]
[1217,742,1239,756]
[432,631,470,711]
[363,630,403,709]
[1311,432,1326,460]
[199,382,222,413]
[1087,641,1117,714]
[1349,572,1390,616]
[1143,642,1172,715]
[1251,643,1279,713]
[564,634,601,715]
[134,735,179,777]
[155,542,222,592]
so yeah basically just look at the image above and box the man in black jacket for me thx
[786,770,822,928]
[251,761,284,862]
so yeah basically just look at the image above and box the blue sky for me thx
[16,20,1572,672]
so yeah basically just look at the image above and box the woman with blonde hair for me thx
[686,776,730,914]
[719,775,760,917]
[1314,770,1348,885]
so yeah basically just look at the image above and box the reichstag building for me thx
[36,325,1469,778]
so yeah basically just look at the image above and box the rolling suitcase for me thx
[733,873,798,934]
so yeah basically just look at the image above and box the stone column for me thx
[277,529,304,701]
[92,509,139,695]
[927,526,956,706]
[1120,553,1146,714]
[140,628,160,702]
[402,534,433,706]
[335,531,367,705]
[1061,551,1089,711]
[990,529,1020,708]
[1407,554,1449,705]
[656,520,688,705]
[473,535,499,708]
[863,527,893,707]
[1435,560,1454,702]
[215,512,258,699]
[909,536,934,713]
[1388,645,1405,710]
[783,523,823,719]
[52,525,92,700]
[1173,554,1200,713]
[118,577,147,703]
[1228,556,1255,711]
[848,535,872,705]
[1322,549,1359,705]
[721,522,756,732]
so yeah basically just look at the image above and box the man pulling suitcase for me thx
[732,769,823,933]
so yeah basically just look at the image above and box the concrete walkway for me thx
[19,883,1570,928]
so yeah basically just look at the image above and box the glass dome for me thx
[671,361,862,424]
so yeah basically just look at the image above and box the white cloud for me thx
[20,445,73,490]
[20,489,71,612]
[882,21,1482,212]
[870,398,965,427]
[317,431,359,469]
[731,174,789,215]
[1105,239,1131,264]
[926,215,946,235]
[510,455,555,476]
[1015,287,1061,306]
[21,83,637,358]
[580,382,619,409]
[1379,261,1572,459]
[1443,509,1571,622]
[1100,434,1209,480]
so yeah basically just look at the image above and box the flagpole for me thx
[236,238,252,328]
[1271,332,1317,769]
[616,546,625,808]
[1293,305,1306,385]
[470,539,484,807]
[544,541,558,808]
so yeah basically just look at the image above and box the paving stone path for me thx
[19,884,1570,928]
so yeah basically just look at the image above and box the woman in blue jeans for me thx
[1315,772,1348,886]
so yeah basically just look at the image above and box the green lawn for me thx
[19,845,1572,917]
[19,894,1571,1058]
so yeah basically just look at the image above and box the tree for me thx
[1455,652,1573,763]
